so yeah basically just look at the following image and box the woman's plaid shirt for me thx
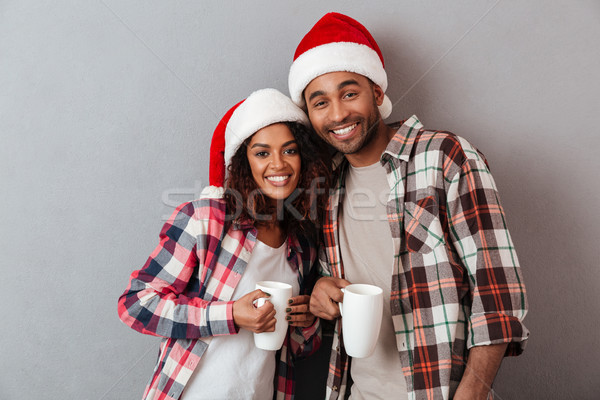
[118,189,320,400]
[320,116,529,400]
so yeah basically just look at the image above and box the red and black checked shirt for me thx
[320,116,529,400]
[118,188,320,400]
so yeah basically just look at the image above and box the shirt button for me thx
[333,386,338,391]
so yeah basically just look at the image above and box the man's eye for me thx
[344,92,357,99]
[313,100,326,108]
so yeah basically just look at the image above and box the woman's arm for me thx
[117,201,237,339]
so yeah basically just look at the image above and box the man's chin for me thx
[328,141,364,155]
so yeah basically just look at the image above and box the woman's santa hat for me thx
[208,88,309,187]
[288,12,392,119]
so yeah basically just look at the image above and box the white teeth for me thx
[332,123,357,136]
[266,175,289,182]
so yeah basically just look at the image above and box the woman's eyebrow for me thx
[251,140,297,149]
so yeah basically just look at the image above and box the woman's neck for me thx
[255,221,286,248]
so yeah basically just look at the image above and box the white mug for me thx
[253,281,293,351]
[339,284,383,358]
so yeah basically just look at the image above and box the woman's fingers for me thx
[286,303,309,314]
[286,295,316,327]
[287,312,316,327]
[236,292,318,330]
[288,294,310,305]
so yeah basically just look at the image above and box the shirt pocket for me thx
[404,195,445,253]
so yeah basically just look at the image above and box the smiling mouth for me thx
[331,123,358,136]
[266,175,291,183]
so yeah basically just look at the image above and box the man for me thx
[287,12,529,400]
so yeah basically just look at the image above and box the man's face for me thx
[304,71,384,156]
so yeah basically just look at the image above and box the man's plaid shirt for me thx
[321,116,529,400]
[118,188,320,400]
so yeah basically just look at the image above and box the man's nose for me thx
[329,100,350,122]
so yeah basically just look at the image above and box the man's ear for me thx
[372,84,385,106]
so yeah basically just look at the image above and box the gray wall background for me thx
[1,1,599,399]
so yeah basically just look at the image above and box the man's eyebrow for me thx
[307,79,361,103]
[338,79,360,90]
[307,90,325,102]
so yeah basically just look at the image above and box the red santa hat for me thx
[208,88,309,187]
[288,12,392,119]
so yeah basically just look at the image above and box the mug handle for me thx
[253,297,269,308]
[338,288,345,317]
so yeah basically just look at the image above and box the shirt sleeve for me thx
[317,245,333,277]
[446,158,529,355]
[288,319,322,360]
[289,240,322,359]
[117,201,237,339]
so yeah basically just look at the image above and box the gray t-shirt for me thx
[339,161,408,400]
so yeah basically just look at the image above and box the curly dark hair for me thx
[223,121,331,238]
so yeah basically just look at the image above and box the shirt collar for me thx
[331,116,423,188]
[381,115,424,162]
[233,220,303,255]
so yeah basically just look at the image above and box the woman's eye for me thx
[255,151,268,157]
[284,148,298,155]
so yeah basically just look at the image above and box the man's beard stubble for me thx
[321,97,381,155]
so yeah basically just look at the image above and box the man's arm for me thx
[446,154,529,352]
[444,143,529,397]
[454,343,508,400]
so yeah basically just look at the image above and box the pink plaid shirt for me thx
[118,188,320,399]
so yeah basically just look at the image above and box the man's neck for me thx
[345,121,396,167]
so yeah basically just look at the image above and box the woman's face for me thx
[246,123,301,202]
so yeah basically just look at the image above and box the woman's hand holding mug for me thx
[232,289,276,333]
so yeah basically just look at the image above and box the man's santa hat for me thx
[208,88,309,188]
[288,12,392,119]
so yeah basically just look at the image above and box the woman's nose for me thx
[270,153,283,168]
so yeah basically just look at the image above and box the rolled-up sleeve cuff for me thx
[207,301,238,336]
[468,313,530,356]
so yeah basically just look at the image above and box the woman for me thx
[118,88,330,400]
